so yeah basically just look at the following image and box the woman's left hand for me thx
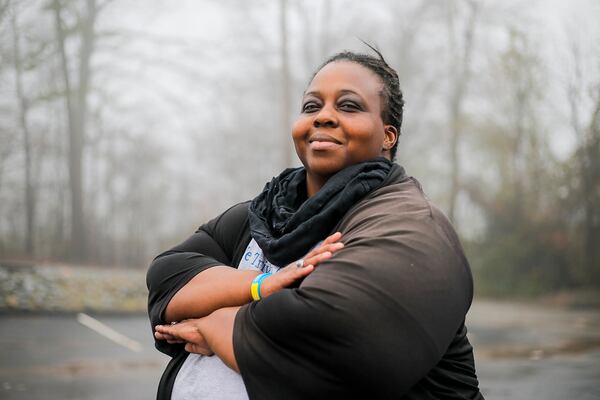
[260,232,344,298]
[155,319,214,355]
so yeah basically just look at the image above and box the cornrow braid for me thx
[312,46,405,160]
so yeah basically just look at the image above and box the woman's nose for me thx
[313,107,338,128]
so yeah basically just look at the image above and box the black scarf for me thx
[248,157,397,266]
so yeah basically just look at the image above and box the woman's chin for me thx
[305,159,347,178]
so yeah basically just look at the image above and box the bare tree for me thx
[0,0,9,25]
[280,0,293,168]
[583,87,600,284]
[446,0,478,223]
[576,89,600,285]
[10,2,36,254]
[566,34,600,285]
[52,0,98,261]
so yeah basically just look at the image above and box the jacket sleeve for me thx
[232,199,473,399]
[147,201,249,357]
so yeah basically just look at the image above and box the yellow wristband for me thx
[250,273,272,301]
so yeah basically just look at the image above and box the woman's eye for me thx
[302,102,320,113]
[339,102,361,111]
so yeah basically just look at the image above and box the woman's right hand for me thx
[260,232,344,298]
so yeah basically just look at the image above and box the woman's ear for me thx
[382,125,398,150]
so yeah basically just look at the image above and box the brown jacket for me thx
[234,172,482,399]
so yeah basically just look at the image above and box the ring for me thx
[295,259,304,268]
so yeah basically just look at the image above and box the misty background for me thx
[1,1,599,399]
[1,0,598,297]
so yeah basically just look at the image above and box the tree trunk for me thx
[566,40,600,285]
[280,0,292,168]
[583,91,600,285]
[447,0,478,223]
[11,4,35,255]
[52,0,97,261]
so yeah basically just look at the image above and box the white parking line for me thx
[77,313,143,353]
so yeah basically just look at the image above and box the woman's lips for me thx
[308,134,341,151]
[309,140,341,151]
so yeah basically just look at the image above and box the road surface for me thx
[1,300,599,399]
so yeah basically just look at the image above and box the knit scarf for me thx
[248,157,394,266]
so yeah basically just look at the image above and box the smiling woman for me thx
[147,48,483,400]
[293,60,398,196]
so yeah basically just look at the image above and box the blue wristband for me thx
[250,272,272,301]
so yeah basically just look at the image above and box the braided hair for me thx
[311,46,404,160]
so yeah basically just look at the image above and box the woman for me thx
[148,49,483,399]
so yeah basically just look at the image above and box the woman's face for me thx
[292,61,397,181]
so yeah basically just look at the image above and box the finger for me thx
[305,240,344,259]
[185,343,213,355]
[315,242,344,254]
[155,331,170,340]
[304,251,332,267]
[296,264,314,276]
[323,231,342,245]
[304,234,341,258]
[304,252,331,267]
[156,325,178,338]
[184,343,196,353]
[159,333,179,340]
[279,264,314,283]
[154,331,179,340]
[155,330,184,343]
[155,325,170,333]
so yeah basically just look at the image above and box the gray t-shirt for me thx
[171,239,280,400]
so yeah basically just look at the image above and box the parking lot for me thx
[1,300,599,399]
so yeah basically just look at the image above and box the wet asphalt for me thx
[0,300,599,399]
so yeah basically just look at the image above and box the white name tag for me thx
[238,238,281,273]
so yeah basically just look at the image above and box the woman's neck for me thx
[306,172,330,198]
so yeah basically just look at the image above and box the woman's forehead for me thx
[305,61,384,97]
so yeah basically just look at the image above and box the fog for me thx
[1,2,600,399]
[0,0,599,294]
